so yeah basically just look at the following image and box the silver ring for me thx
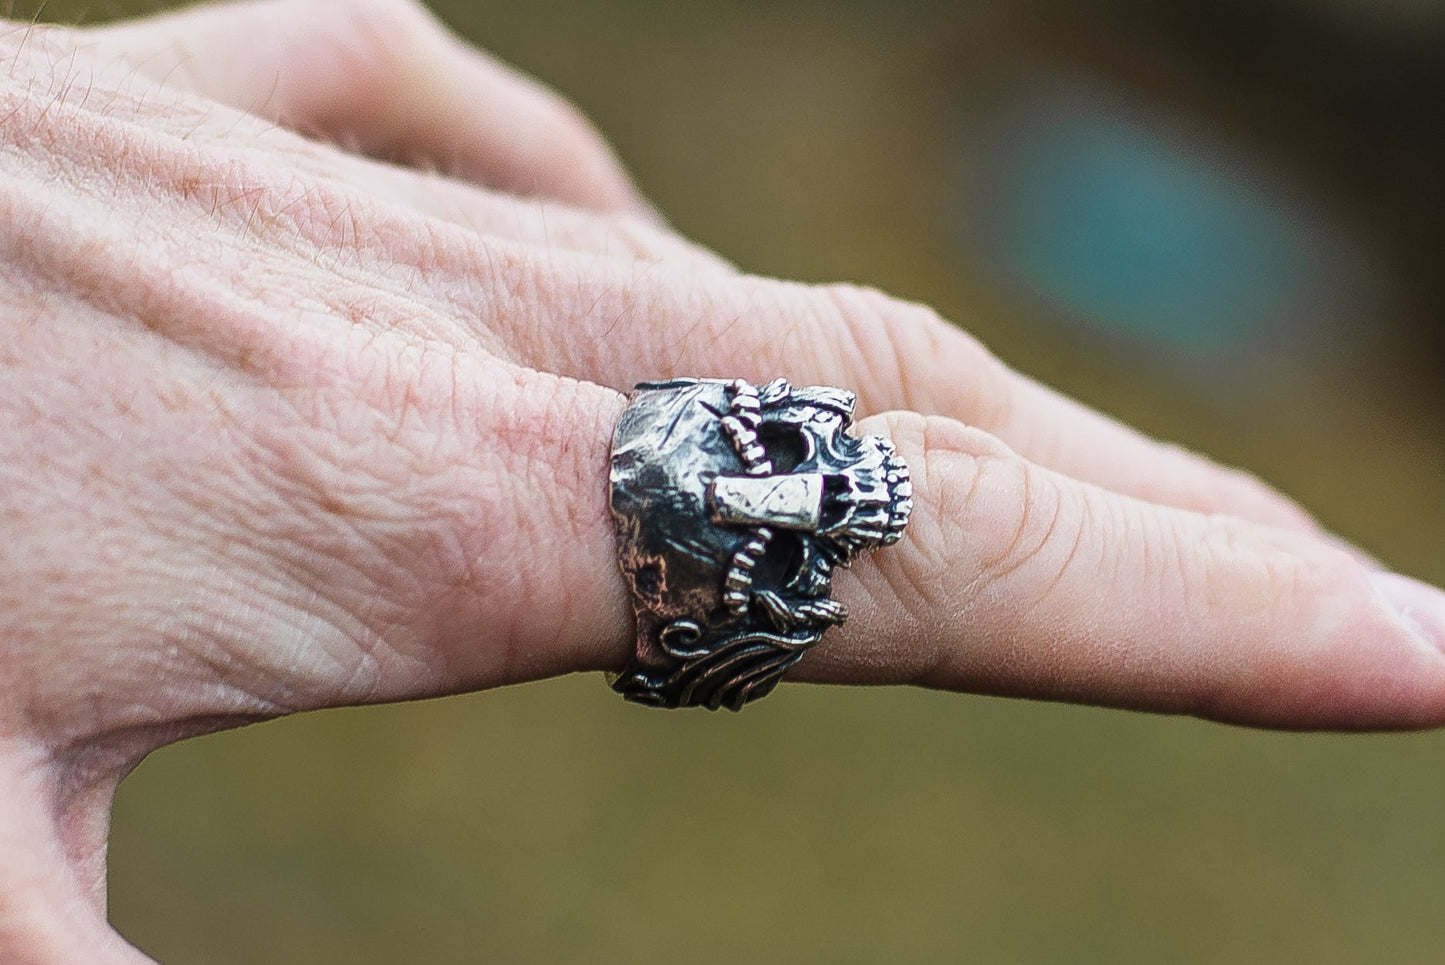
[608,378,912,710]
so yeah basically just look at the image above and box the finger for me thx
[470,255,1319,531]
[82,0,648,212]
[801,412,1445,729]
[74,4,728,272]
[756,285,1324,532]
[0,741,153,964]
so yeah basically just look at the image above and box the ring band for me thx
[608,378,912,710]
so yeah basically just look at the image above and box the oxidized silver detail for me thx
[609,377,912,710]
[709,473,825,531]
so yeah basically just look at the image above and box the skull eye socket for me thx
[819,474,853,530]
[757,422,810,474]
[751,530,803,589]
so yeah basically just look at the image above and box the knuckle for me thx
[862,413,1102,688]
[1207,461,1320,532]
[962,448,1061,591]
[1195,517,1326,616]
[814,283,918,412]
[529,97,635,207]
[1118,441,1320,534]
[333,0,434,41]
[305,0,440,111]
[807,282,1016,426]
[871,413,1033,606]
[540,97,609,155]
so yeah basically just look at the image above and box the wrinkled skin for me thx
[1,1,1443,960]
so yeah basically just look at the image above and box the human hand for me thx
[2,1,1442,960]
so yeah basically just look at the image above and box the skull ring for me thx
[608,378,912,710]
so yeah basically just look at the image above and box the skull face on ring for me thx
[609,378,912,710]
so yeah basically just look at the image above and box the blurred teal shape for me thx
[986,98,1315,353]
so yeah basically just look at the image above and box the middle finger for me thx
[474,250,1321,533]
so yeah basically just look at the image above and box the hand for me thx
[2,1,1442,960]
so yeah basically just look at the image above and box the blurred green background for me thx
[22,0,1445,961]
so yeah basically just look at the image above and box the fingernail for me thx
[1372,572,1445,653]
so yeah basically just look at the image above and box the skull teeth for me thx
[721,381,776,476]
[884,453,913,540]
[721,526,775,614]
[759,378,792,405]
